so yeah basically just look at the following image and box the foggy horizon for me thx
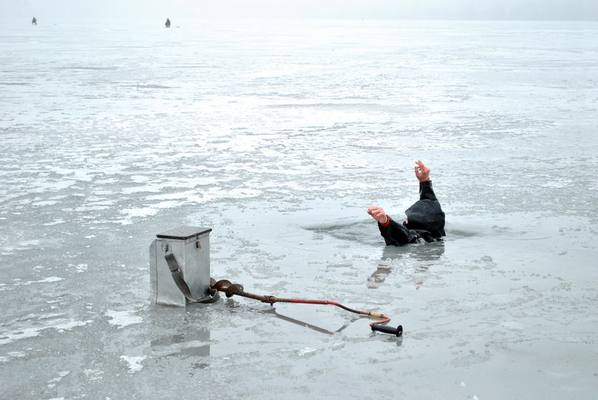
[2,0,598,21]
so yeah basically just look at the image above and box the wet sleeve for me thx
[419,180,438,201]
[378,218,415,246]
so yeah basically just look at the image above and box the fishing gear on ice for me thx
[150,226,402,337]
[209,279,402,336]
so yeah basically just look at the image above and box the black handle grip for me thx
[371,324,403,337]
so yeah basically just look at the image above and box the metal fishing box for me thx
[149,226,212,307]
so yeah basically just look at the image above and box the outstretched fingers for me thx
[367,206,388,224]
[414,160,430,181]
[415,160,428,172]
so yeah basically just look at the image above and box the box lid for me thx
[156,226,212,240]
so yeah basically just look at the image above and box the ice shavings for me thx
[0,318,92,345]
[47,370,71,389]
[120,355,146,373]
[105,309,142,329]
[0,276,64,291]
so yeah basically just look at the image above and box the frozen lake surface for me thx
[1,19,597,399]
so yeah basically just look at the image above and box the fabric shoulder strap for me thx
[164,253,218,303]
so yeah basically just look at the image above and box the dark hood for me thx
[404,199,445,238]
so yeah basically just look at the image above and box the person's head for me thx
[404,199,445,238]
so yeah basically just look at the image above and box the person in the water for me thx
[368,160,445,246]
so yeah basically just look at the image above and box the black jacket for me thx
[378,181,446,246]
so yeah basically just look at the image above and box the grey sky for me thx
[3,0,598,20]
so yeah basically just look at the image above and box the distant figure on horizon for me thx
[32,17,37,25]
[368,160,446,246]
[165,18,171,28]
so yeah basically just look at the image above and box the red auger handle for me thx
[371,324,403,337]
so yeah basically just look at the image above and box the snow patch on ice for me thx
[105,309,142,329]
[120,355,146,373]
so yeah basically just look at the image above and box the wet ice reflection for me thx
[1,19,598,400]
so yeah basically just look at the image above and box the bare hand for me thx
[415,160,431,182]
[367,206,389,224]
